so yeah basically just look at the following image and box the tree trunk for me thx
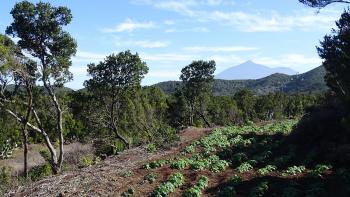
[197,111,211,128]
[42,80,64,173]
[22,132,28,177]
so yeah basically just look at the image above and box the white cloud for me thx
[140,52,196,63]
[184,46,258,52]
[102,18,155,33]
[192,27,209,32]
[164,20,175,25]
[72,51,105,63]
[206,10,338,32]
[147,71,180,78]
[254,53,322,72]
[114,38,170,48]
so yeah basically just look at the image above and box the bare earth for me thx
[7,127,212,197]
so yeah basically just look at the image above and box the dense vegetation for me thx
[1,0,350,196]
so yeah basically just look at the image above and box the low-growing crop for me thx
[257,165,277,175]
[143,160,168,169]
[182,176,209,197]
[171,158,190,170]
[229,175,242,186]
[209,159,229,173]
[282,166,306,176]
[309,164,332,178]
[144,173,158,183]
[237,162,253,173]
[153,172,185,197]
[249,181,269,197]
[121,187,135,197]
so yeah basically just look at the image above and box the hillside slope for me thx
[154,66,327,95]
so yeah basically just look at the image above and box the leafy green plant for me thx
[28,163,53,181]
[249,181,269,197]
[309,164,332,178]
[78,155,94,168]
[0,166,12,184]
[257,165,277,175]
[153,172,185,196]
[217,186,237,197]
[144,173,158,183]
[120,170,133,178]
[143,159,168,169]
[282,166,306,176]
[171,158,190,170]
[229,175,242,186]
[237,162,253,173]
[182,176,209,197]
[121,187,135,197]
[147,143,157,153]
[209,159,229,173]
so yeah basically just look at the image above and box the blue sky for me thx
[0,0,347,89]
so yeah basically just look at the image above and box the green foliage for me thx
[143,160,168,169]
[28,163,53,181]
[147,143,157,153]
[236,162,253,173]
[144,173,158,183]
[120,170,133,178]
[309,164,332,178]
[282,166,306,176]
[153,172,185,197]
[229,175,242,186]
[171,158,190,170]
[317,9,350,105]
[257,165,277,175]
[182,176,209,197]
[248,181,269,197]
[0,167,12,185]
[78,155,94,168]
[121,187,135,197]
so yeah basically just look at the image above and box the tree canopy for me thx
[318,9,350,105]
[299,0,350,8]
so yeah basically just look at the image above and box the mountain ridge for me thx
[153,66,327,95]
[215,60,298,80]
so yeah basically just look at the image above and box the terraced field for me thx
[9,120,350,196]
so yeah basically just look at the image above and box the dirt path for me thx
[7,127,212,197]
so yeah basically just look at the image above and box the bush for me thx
[282,166,306,176]
[0,166,12,184]
[78,155,94,168]
[257,165,277,175]
[147,143,157,153]
[28,163,53,181]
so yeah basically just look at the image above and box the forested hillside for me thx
[1,0,350,196]
[155,66,327,95]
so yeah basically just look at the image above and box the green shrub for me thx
[28,163,53,181]
[78,155,94,168]
[147,143,157,153]
[0,166,12,184]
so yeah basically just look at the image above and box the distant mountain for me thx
[216,60,298,80]
[154,66,327,95]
